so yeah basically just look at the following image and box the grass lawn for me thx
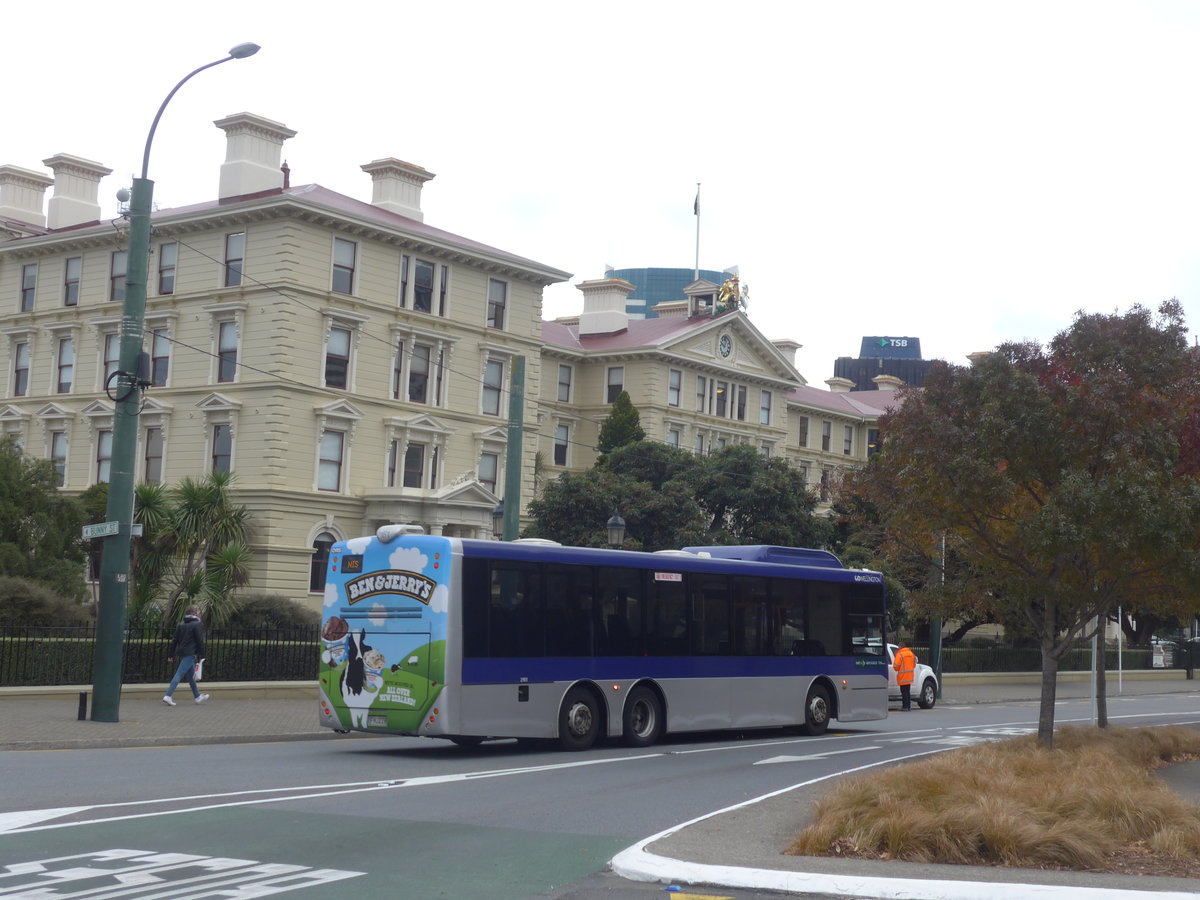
[788,725,1200,878]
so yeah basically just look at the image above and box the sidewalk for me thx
[3,674,1199,898]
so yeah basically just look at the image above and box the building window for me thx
[760,443,771,457]
[820,468,832,501]
[50,431,68,486]
[13,342,30,397]
[478,452,498,494]
[759,390,772,425]
[735,385,747,421]
[57,338,74,393]
[224,232,245,287]
[666,428,680,447]
[797,416,809,448]
[310,532,336,592]
[557,364,572,403]
[821,421,832,452]
[96,429,113,483]
[438,264,450,316]
[868,428,880,456]
[403,443,426,488]
[413,260,434,313]
[20,264,36,312]
[318,430,343,491]
[150,329,170,386]
[668,369,682,407]
[110,251,127,302]
[844,425,854,455]
[696,376,707,413]
[715,381,728,417]
[486,278,506,329]
[554,424,568,466]
[217,321,238,382]
[332,238,356,294]
[144,427,163,484]
[158,242,177,295]
[408,344,431,403]
[102,334,121,386]
[400,255,409,307]
[325,326,351,389]
[606,366,624,403]
[211,424,232,473]
[694,434,704,454]
[63,257,81,307]
[482,360,504,415]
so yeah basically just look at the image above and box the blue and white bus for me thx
[318,525,889,750]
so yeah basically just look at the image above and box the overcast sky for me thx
[9,1,1200,384]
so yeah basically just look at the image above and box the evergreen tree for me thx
[596,391,646,456]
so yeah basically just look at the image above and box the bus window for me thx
[598,567,644,656]
[731,575,768,655]
[690,573,731,655]
[808,583,845,656]
[462,557,489,658]
[545,564,596,657]
[647,573,688,655]
[770,578,806,655]
[489,562,543,657]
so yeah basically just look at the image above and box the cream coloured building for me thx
[0,113,897,608]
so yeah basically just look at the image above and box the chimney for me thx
[872,374,905,391]
[42,155,112,229]
[214,113,297,199]
[771,338,802,367]
[825,376,856,393]
[0,165,54,227]
[576,277,634,336]
[360,158,435,221]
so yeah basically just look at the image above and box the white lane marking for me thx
[755,746,880,764]
[0,753,661,835]
[0,807,90,833]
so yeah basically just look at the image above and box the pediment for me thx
[659,312,804,384]
[196,392,243,412]
[80,400,115,418]
[387,412,450,435]
[35,403,73,420]
[434,479,500,505]
[139,397,174,414]
[0,405,29,422]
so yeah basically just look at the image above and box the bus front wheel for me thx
[622,687,664,747]
[801,685,831,736]
[559,687,601,751]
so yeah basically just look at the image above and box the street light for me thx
[606,510,626,549]
[90,43,260,723]
[491,501,505,540]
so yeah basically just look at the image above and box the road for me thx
[1,692,1198,899]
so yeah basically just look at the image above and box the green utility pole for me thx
[501,356,525,540]
[89,43,260,723]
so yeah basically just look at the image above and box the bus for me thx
[318,525,889,750]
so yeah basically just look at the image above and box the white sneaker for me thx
[162,695,176,706]
[195,694,210,704]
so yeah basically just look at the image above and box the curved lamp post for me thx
[91,43,260,723]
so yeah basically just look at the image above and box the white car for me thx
[886,643,938,709]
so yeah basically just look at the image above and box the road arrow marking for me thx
[755,746,879,765]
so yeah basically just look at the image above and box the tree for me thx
[0,437,88,601]
[132,471,253,627]
[846,301,1200,747]
[596,391,646,456]
[529,440,829,552]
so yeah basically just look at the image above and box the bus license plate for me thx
[367,715,387,728]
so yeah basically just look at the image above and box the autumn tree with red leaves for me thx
[844,300,1200,747]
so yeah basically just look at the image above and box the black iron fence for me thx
[1,625,1192,687]
[0,625,319,687]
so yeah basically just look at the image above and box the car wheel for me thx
[559,686,601,751]
[917,678,937,709]
[622,686,664,747]
[801,684,831,736]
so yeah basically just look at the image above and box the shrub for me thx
[0,575,93,626]
[223,594,320,630]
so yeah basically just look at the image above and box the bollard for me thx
[78,691,88,720]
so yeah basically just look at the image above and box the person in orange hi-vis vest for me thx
[893,643,918,711]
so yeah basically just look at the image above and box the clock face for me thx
[718,334,733,358]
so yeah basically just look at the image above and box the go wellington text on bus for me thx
[318,525,890,751]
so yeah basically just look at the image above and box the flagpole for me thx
[693,182,700,281]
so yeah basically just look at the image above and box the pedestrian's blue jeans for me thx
[166,655,199,698]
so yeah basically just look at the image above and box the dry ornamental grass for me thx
[787,725,1200,877]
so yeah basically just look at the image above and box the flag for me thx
[693,186,700,216]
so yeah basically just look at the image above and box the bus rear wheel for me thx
[559,687,601,751]
[801,685,831,736]
[622,687,664,747]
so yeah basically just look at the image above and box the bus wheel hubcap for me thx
[568,702,592,735]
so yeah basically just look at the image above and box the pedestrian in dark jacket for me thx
[163,605,209,706]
